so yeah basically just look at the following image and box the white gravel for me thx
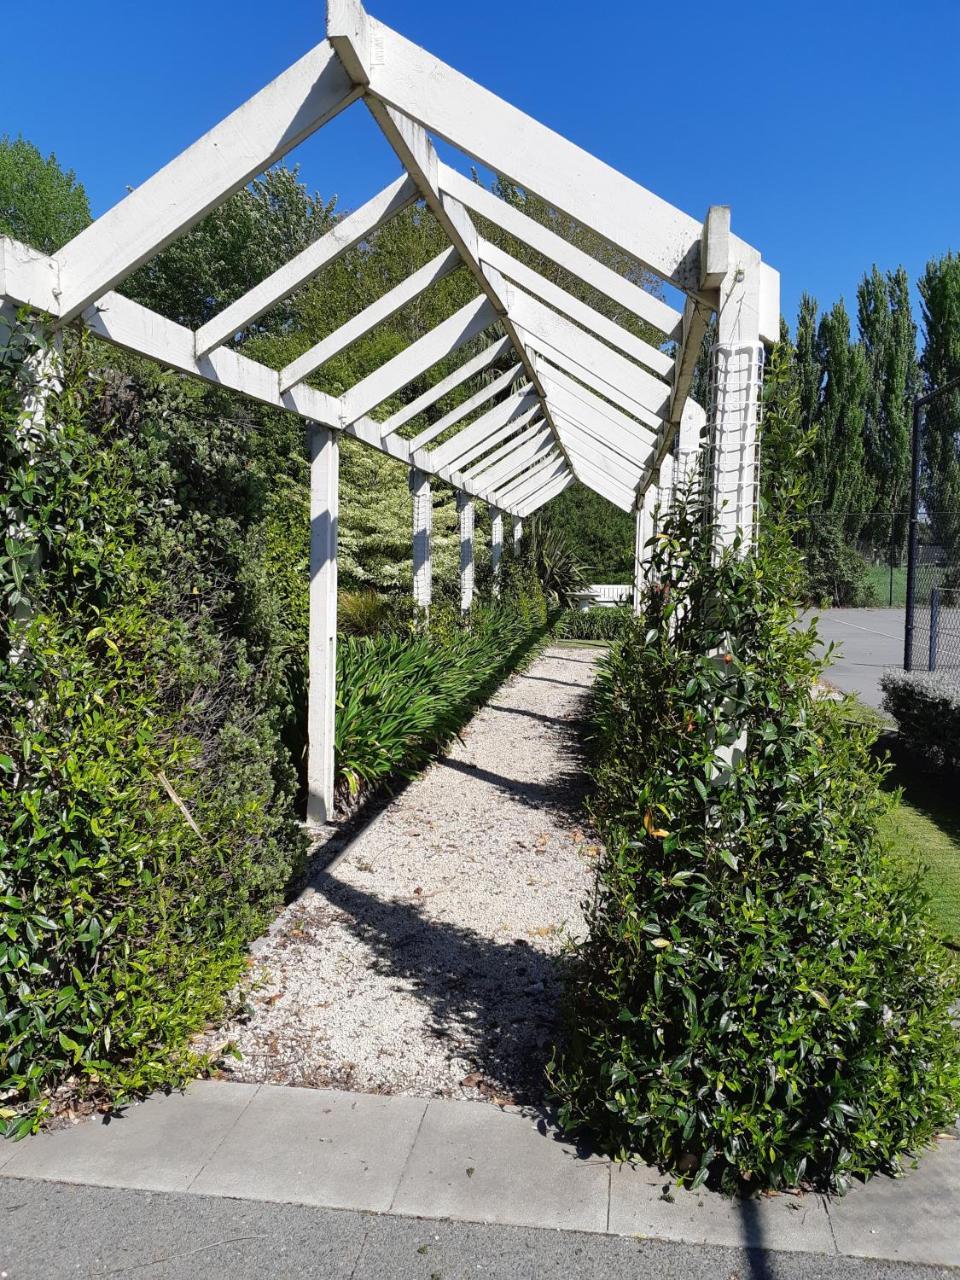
[199,644,600,1105]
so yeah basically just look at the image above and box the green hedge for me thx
[556,606,634,642]
[550,498,960,1193]
[1,326,307,1135]
[881,670,960,770]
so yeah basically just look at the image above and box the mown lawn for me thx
[880,756,960,947]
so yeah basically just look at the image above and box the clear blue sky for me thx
[5,0,959,330]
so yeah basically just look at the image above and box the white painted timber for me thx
[448,412,544,483]
[56,43,361,321]
[493,450,565,506]
[439,165,682,341]
[408,363,523,451]
[490,506,503,595]
[410,468,432,611]
[560,441,636,512]
[545,389,654,472]
[675,398,706,496]
[340,294,498,423]
[709,247,763,553]
[422,390,538,471]
[457,492,475,611]
[513,516,523,544]
[507,286,671,419]
[362,103,571,478]
[522,330,661,431]
[0,237,60,314]
[195,175,418,356]
[498,458,570,512]
[279,246,461,391]
[466,427,554,492]
[553,415,645,486]
[459,420,550,484]
[701,206,731,289]
[307,425,339,827]
[518,470,574,516]
[477,238,674,378]
[537,363,657,449]
[378,335,512,437]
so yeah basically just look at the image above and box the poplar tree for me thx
[857,266,916,551]
[813,300,871,541]
[919,252,960,555]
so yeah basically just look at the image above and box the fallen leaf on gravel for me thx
[461,1072,483,1087]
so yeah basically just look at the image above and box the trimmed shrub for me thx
[549,496,960,1193]
[881,670,960,770]
[1,325,307,1135]
[556,606,634,642]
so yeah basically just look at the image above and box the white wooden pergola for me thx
[0,0,778,826]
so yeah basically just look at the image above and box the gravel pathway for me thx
[200,645,600,1106]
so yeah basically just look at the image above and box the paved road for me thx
[2,1177,955,1280]
[808,609,905,709]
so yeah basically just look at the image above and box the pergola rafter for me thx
[0,0,778,825]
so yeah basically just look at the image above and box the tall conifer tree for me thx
[919,252,960,555]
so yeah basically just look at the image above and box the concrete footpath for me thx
[808,608,905,709]
[2,1079,957,1276]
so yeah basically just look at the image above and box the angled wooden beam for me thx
[279,244,461,390]
[541,373,655,465]
[506,284,671,419]
[378,334,512,437]
[553,414,645,486]
[446,412,543,482]
[464,425,554,490]
[440,165,681,341]
[408,363,524,450]
[459,419,549,482]
[520,328,661,431]
[340,293,497,423]
[477,238,673,378]
[495,452,567,506]
[55,42,361,321]
[564,449,635,512]
[195,174,419,357]
[537,362,656,446]
[356,100,576,477]
[422,389,538,471]
[517,470,574,516]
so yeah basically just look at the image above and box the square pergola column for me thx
[409,467,432,614]
[490,505,504,597]
[307,424,339,829]
[512,516,523,547]
[457,492,475,613]
[632,475,658,613]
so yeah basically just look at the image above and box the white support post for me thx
[633,480,657,613]
[513,516,523,547]
[410,468,432,614]
[490,505,503,597]
[307,424,339,829]
[457,492,475,613]
[706,231,764,556]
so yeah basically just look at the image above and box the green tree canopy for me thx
[0,135,90,253]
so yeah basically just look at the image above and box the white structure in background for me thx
[0,0,778,825]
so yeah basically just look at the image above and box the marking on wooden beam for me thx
[196,174,418,357]
[56,42,361,321]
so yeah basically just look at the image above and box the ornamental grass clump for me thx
[550,494,960,1194]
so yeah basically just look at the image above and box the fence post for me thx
[929,586,941,672]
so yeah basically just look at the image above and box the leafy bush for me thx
[802,521,875,606]
[513,514,585,607]
[881,670,960,770]
[0,324,307,1135]
[550,495,960,1193]
[338,589,415,637]
[336,590,549,802]
[556,606,634,642]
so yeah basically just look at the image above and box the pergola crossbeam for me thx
[408,362,522,451]
[378,334,512,438]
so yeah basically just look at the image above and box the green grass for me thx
[863,563,906,607]
[880,756,960,947]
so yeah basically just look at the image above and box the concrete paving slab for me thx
[190,1083,426,1212]
[828,1138,960,1268]
[1,1078,258,1193]
[390,1098,609,1233]
[608,1162,836,1254]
